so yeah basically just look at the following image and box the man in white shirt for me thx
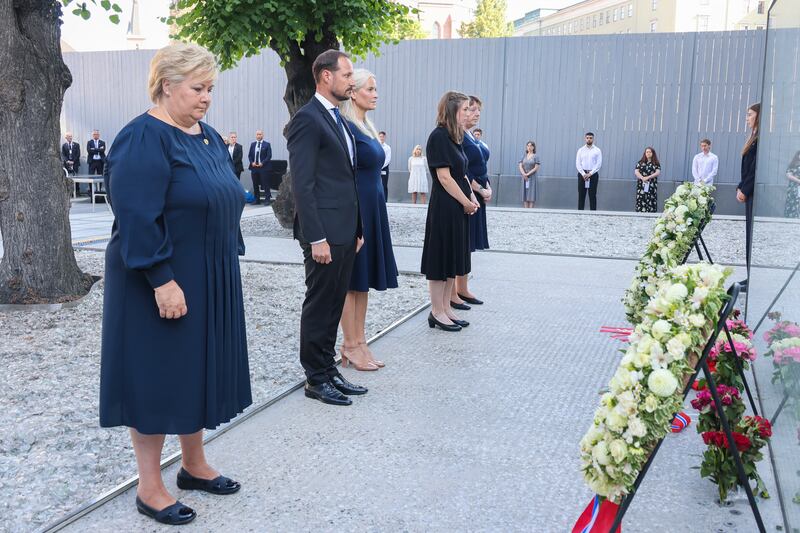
[691,139,718,186]
[378,131,391,201]
[575,132,602,210]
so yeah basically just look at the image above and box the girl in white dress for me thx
[407,145,429,204]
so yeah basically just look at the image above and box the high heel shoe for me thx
[340,347,379,371]
[450,318,469,327]
[359,342,384,367]
[427,313,462,332]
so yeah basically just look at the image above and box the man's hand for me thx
[356,237,365,253]
[311,241,332,264]
[736,189,746,203]
[154,280,187,319]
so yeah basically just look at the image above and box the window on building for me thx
[650,19,657,32]
[629,4,633,17]
[620,6,625,20]
[613,8,617,21]
[651,0,657,10]
[580,19,585,30]
[758,1,765,14]
[756,25,764,30]
[431,21,441,38]
[606,11,610,23]
[593,15,597,28]
[697,15,709,31]
[599,13,603,25]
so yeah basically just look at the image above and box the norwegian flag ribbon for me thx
[572,495,622,533]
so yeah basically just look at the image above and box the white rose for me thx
[666,337,686,359]
[698,196,708,206]
[644,394,660,413]
[666,283,689,302]
[606,410,628,432]
[689,313,706,327]
[651,320,671,340]
[647,368,679,397]
[609,439,628,463]
[676,184,688,196]
[627,416,647,438]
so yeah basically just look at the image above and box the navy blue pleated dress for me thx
[347,121,398,292]
[463,132,490,252]
[100,112,252,435]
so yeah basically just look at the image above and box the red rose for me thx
[731,432,752,452]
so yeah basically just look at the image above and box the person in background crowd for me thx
[100,42,250,526]
[248,130,272,205]
[692,139,718,186]
[519,141,540,208]
[86,130,106,176]
[784,150,800,218]
[452,96,489,309]
[421,91,478,332]
[736,103,760,291]
[379,131,391,201]
[62,132,82,196]
[576,132,601,210]
[407,145,429,204]
[634,147,661,213]
[228,132,244,180]
[338,68,398,371]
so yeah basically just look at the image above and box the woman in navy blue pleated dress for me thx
[100,44,250,526]
[339,69,398,370]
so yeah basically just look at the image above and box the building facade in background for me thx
[514,0,769,36]
[408,0,473,38]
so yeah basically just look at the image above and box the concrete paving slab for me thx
[59,252,780,533]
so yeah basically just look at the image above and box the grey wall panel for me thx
[62,31,775,204]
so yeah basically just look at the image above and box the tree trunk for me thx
[0,2,92,303]
[272,32,340,229]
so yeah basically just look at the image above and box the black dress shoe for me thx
[136,496,196,525]
[451,318,469,327]
[450,301,471,311]
[176,468,241,495]
[427,312,462,332]
[458,293,483,305]
[304,381,352,405]
[331,374,368,395]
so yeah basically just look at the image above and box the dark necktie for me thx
[332,107,344,130]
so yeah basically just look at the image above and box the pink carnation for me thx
[774,346,800,365]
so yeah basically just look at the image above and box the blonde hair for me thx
[339,68,380,139]
[411,145,423,157]
[436,91,469,144]
[148,43,218,104]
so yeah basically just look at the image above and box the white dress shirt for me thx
[314,92,354,166]
[692,151,718,186]
[576,144,602,175]
[228,144,235,159]
[381,143,392,169]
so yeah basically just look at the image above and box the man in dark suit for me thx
[248,130,272,204]
[86,129,106,175]
[287,49,365,406]
[227,131,244,180]
[62,132,82,195]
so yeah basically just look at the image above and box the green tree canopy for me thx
[459,0,513,38]
[388,13,427,41]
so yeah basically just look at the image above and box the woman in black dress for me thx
[421,91,479,331]
[737,102,760,286]
[634,147,661,212]
[101,44,250,525]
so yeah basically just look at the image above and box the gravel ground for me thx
[240,205,799,268]
[0,249,426,532]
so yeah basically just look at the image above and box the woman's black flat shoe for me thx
[427,313,462,332]
[136,496,196,525]
[177,467,242,495]
[451,319,469,327]
[458,293,483,305]
[450,301,471,310]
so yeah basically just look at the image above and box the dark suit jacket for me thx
[61,142,81,171]
[86,139,106,163]
[248,140,272,171]
[738,139,757,198]
[229,143,244,173]
[287,97,362,245]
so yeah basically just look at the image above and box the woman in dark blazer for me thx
[101,43,250,525]
[421,91,479,331]
[736,102,759,286]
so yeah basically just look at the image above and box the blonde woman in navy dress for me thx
[100,44,250,525]
[338,69,399,369]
